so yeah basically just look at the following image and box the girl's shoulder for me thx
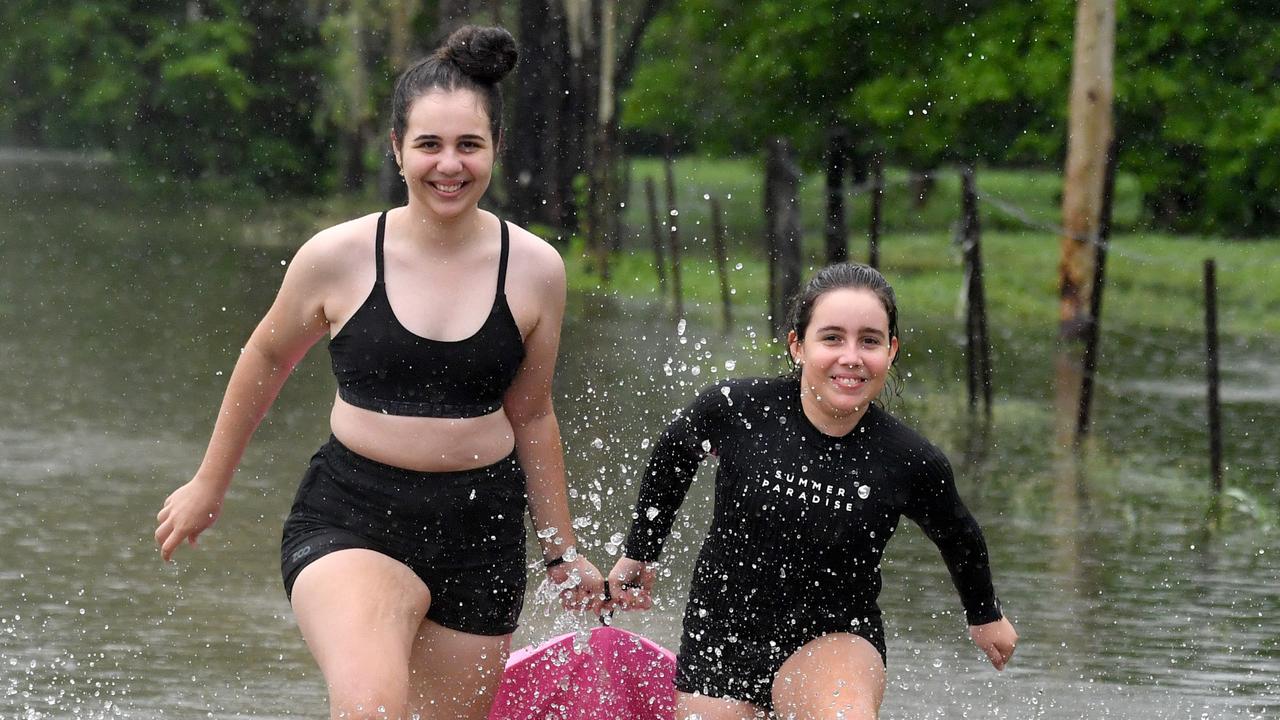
[278,212,380,288]
[694,376,793,415]
[865,405,951,470]
[501,218,564,280]
[293,212,381,268]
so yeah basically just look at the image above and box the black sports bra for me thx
[328,212,526,418]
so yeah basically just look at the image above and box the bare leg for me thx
[290,549,431,720]
[676,690,768,719]
[771,633,886,720]
[405,618,511,720]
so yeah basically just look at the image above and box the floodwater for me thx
[1,189,1276,719]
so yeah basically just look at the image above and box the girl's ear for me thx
[787,330,802,365]
[887,336,900,367]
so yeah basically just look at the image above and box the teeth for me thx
[434,182,463,192]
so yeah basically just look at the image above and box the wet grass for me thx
[623,155,1147,255]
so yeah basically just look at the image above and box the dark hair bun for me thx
[440,25,518,84]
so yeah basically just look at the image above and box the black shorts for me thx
[280,436,528,636]
[673,589,887,711]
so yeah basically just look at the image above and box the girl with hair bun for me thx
[155,25,604,719]
[609,263,1017,719]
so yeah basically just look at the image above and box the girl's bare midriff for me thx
[330,398,516,472]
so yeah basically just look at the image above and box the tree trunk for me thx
[588,0,617,277]
[380,0,422,206]
[508,0,556,224]
[824,127,848,264]
[1059,0,1115,342]
[1056,0,1114,445]
[339,0,371,191]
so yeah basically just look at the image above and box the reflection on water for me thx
[1,194,1276,718]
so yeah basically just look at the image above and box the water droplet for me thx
[857,485,871,499]
[701,440,712,453]
[591,437,604,449]
[676,319,687,336]
[646,506,660,521]
[724,360,737,371]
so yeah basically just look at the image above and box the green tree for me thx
[2,0,333,194]
[624,0,1280,234]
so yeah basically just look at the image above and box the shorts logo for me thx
[290,545,314,563]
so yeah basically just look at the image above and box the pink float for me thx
[488,626,677,720]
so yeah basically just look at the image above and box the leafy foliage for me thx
[3,0,1276,231]
[624,0,1280,235]
[2,0,333,194]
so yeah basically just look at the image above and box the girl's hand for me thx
[607,557,657,611]
[969,616,1018,670]
[154,477,226,562]
[546,551,607,614]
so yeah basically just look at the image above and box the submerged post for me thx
[1204,259,1224,495]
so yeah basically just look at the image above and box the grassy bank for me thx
[570,156,1278,341]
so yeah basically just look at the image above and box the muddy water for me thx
[0,194,1275,718]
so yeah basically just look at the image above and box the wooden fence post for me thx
[868,150,884,269]
[961,166,992,416]
[766,137,802,341]
[1075,136,1120,446]
[1204,259,1224,496]
[663,151,684,318]
[644,176,669,298]
[709,196,733,330]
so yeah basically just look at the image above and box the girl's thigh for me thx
[405,619,512,720]
[290,548,431,715]
[771,632,886,720]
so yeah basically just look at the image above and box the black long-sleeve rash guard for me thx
[623,376,1003,627]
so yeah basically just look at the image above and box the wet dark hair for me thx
[390,25,518,148]
[788,262,899,343]
[786,263,902,398]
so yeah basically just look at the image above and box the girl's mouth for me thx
[431,180,465,194]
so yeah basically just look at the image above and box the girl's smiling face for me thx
[788,287,898,434]
[394,88,495,219]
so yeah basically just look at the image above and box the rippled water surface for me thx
[1,193,1276,718]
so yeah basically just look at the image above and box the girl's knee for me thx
[327,672,411,720]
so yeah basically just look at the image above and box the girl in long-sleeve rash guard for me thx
[609,263,1017,720]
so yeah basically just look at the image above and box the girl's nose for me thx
[436,150,463,174]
